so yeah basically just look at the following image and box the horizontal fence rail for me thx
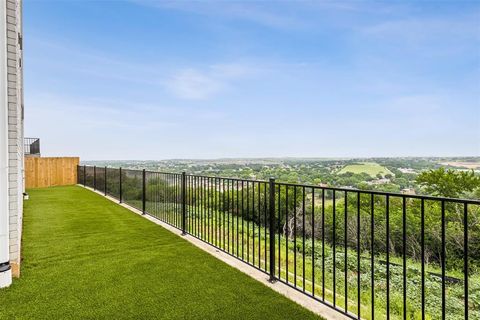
[78,165,480,320]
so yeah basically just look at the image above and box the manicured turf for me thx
[337,162,393,177]
[0,186,321,319]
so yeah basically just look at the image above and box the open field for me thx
[0,186,320,320]
[338,162,393,177]
[440,161,480,169]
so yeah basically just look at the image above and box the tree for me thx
[357,182,369,190]
[415,167,480,198]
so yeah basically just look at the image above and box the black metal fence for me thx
[24,137,40,155]
[78,165,479,320]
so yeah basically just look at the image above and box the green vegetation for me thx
[0,186,321,320]
[337,162,393,178]
[416,168,480,198]
[113,168,479,320]
[88,157,480,198]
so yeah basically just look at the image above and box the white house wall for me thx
[6,0,23,277]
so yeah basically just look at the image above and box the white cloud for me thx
[387,94,443,113]
[361,14,480,44]
[164,63,255,100]
[28,37,165,86]
[132,1,306,30]
[165,69,223,100]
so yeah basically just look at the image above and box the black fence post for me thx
[181,172,186,235]
[119,167,122,203]
[142,169,146,215]
[83,165,86,186]
[94,166,96,190]
[104,166,107,196]
[269,177,276,282]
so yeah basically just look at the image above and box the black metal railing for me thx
[78,165,479,320]
[24,137,40,155]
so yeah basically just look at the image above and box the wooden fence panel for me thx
[25,157,80,188]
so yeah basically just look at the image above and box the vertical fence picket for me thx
[386,194,390,320]
[464,203,468,320]
[322,189,325,301]
[441,200,446,320]
[344,191,348,312]
[371,193,375,320]
[403,197,407,320]
[142,169,146,215]
[269,178,276,282]
[104,166,107,196]
[421,199,425,320]
[119,168,122,203]
[182,172,186,235]
[357,192,361,319]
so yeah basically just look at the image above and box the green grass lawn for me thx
[337,162,393,177]
[0,186,321,320]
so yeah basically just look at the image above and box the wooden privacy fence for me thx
[25,157,80,188]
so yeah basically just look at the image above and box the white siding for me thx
[5,0,22,276]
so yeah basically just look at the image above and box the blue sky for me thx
[25,1,480,160]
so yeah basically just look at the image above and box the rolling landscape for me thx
[84,157,480,199]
